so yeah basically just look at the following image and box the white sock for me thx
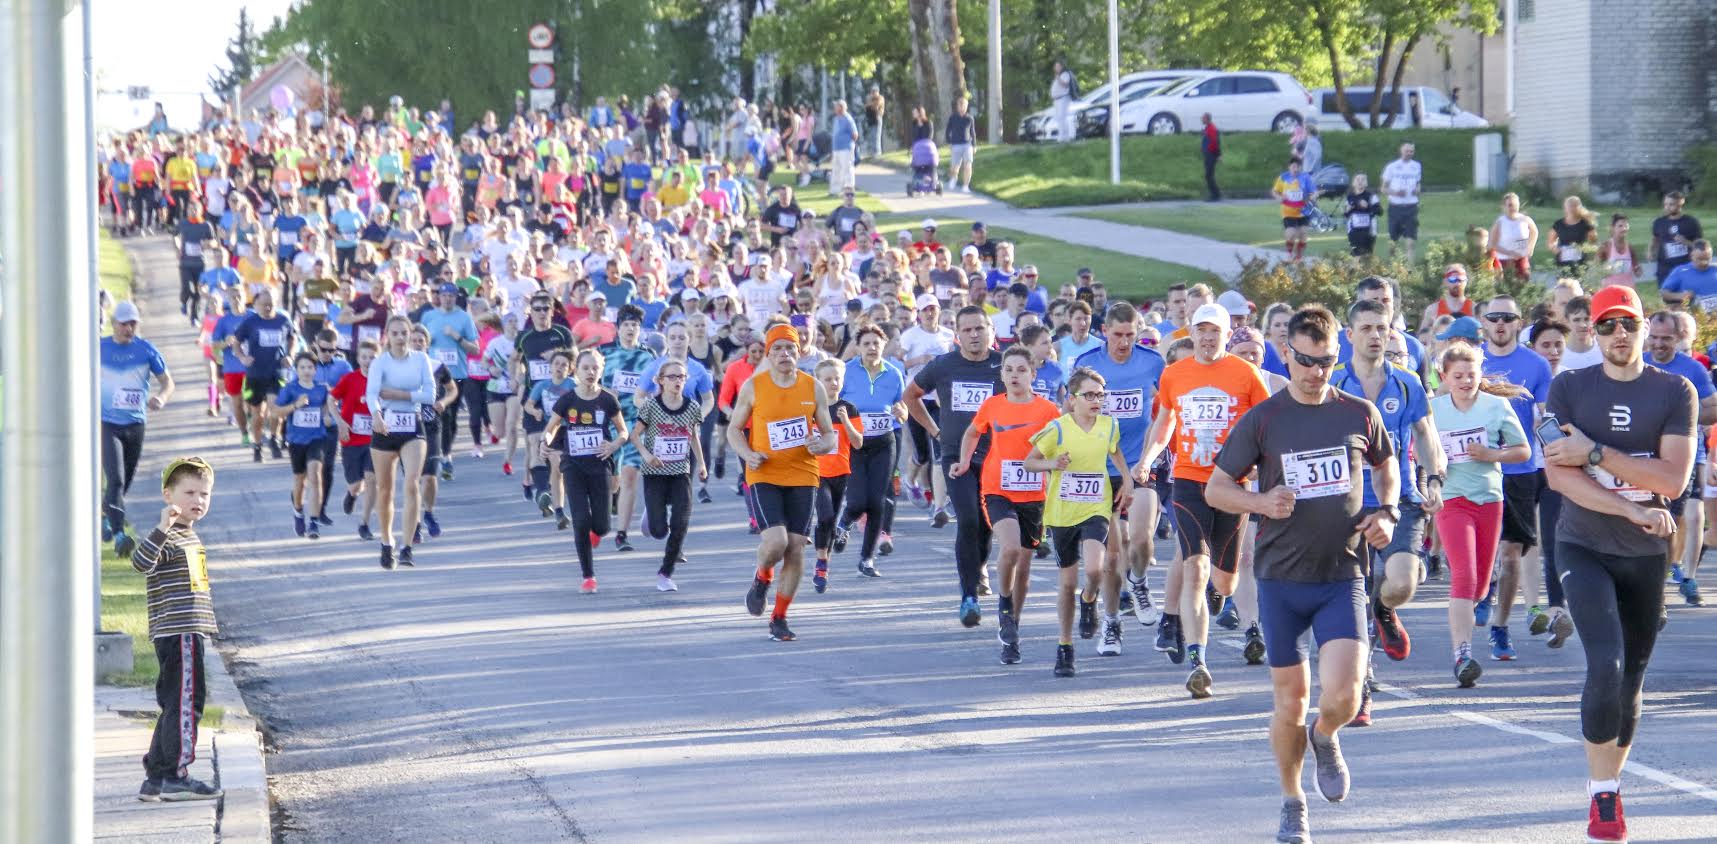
[1590,778,1620,796]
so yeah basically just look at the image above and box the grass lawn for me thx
[1075,191,1717,265]
[881,129,1489,208]
[99,232,134,305]
[97,230,154,685]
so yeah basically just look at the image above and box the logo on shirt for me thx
[1381,398,1400,414]
[1610,405,1632,430]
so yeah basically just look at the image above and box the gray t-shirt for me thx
[1215,388,1392,582]
[1546,365,1696,558]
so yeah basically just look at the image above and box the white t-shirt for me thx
[203,177,231,217]
[503,278,540,329]
[900,325,956,396]
[738,277,787,321]
[482,238,519,280]
[1381,159,1423,206]
[991,309,1020,342]
[1560,344,1604,372]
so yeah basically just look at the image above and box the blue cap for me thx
[1437,316,1483,342]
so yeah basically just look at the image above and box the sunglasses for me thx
[1382,350,1406,361]
[317,346,338,354]
[1594,316,1641,336]
[1077,390,1107,401]
[1483,312,1520,323]
[1140,338,1159,347]
[531,306,551,313]
[1292,350,1338,369]
[659,373,686,381]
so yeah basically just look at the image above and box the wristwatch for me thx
[1587,445,1604,467]
[1378,503,1400,522]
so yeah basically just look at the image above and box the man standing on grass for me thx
[1051,61,1076,142]
[828,100,858,197]
[945,96,976,194]
[1382,143,1422,263]
[1201,114,1221,202]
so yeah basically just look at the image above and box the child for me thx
[813,359,864,590]
[273,352,337,540]
[332,340,379,540]
[630,358,708,591]
[133,457,223,802]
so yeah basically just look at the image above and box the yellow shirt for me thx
[658,183,691,208]
[165,156,198,190]
[1030,413,1120,527]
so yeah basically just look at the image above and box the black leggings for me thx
[179,259,204,318]
[1538,489,1565,608]
[561,460,612,578]
[643,473,692,576]
[1556,541,1666,747]
[698,408,719,483]
[946,457,992,600]
[816,475,849,553]
[843,436,895,558]
[100,421,147,529]
[462,378,490,446]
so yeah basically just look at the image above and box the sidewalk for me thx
[93,240,271,844]
[852,162,1285,276]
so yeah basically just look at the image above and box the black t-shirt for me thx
[912,349,1004,460]
[1552,219,1594,264]
[428,360,456,410]
[763,201,803,245]
[1652,214,1704,273]
[516,325,574,389]
[177,219,215,263]
[1344,191,1379,234]
[967,239,999,264]
[1546,365,1696,558]
[1215,388,1392,583]
[551,386,623,467]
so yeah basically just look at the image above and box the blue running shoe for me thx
[1670,563,1685,584]
[293,510,306,537]
[1680,577,1702,606]
[1474,595,1493,628]
[101,516,113,543]
[1215,597,1240,630]
[113,530,136,559]
[813,563,828,594]
[423,511,442,539]
[959,596,981,628]
[1488,625,1515,661]
[357,523,374,541]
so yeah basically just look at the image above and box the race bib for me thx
[280,231,299,246]
[357,326,381,346]
[1588,454,1654,502]
[257,329,283,348]
[1180,394,1230,432]
[604,307,619,323]
[291,407,322,429]
[862,412,894,437]
[111,387,146,412]
[468,359,489,377]
[1665,242,1689,259]
[653,435,690,462]
[351,414,372,436]
[1281,446,1351,500]
[1349,213,1371,228]
[1000,460,1043,493]
[187,547,209,594]
[1105,388,1144,419]
[766,416,809,451]
[1057,472,1105,504]
[951,381,993,413]
[1699,294,1717,313]
[1441,426,1485,465]
[565,426,603,457]
[613,370,642,393]
[492,373,512,392]
[528,359,551,381]
[383,409,418,433]
[184,242,202,257]
[434,348,461,368]
[1558,244,1582,263]
[305,298,329,315]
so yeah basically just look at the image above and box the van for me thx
[1311,86,1489,131]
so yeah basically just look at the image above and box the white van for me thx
[1310,86,1489,131]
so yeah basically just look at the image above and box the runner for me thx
[953,346,1060,665]
[540,348,628,593]
[630,358,708,591]
[480,314,523,475]
[524,351,577,526]
[812,359,863,593]
[905,305,1005,627]
[1539,284,1696,843]
[365,314,435,570]
[272,353,338,540]
[1139,303,1271,696]
[602,305,658,550]
[899,296,955,520]
[512,292,575,507]
[420,282,480,481]
[410,324,460,541]
[1271,157,1315,263]
[331,341,379,541]
[839,325,907,578]
[1204,305,1398,844]
[101,301,175,557]
[1417,264,1477,332]
[229,289,295,463]
[1642,310,1717,608]
[730,323,838,641]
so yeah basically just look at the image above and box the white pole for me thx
[84,0,100,631]
[1107,0,1120,184]
[1503,0,1515,119]
[987,0,1001,145]
[1,0,97,839]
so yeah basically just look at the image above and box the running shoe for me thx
[1168,620,1187,665]
[1156,519,1171,540]
[423,511,442,539]
[1306,715,1349,802]
[1425,553,1443,580]
[101,517,113,543]
[1373,596,1410,661]
[440,459,454,482]
[1548,608,1575,648]
[857,558,880,578]
[1455,646,1482,688]
[1128,575,1160,626]
[1118,585,1134,612]
[268,437,283,460]
[398,546,415,567]
[931,507,949,529]
[745,576,769,616]
[998,612,1019,647]
[657,574,677,592]
[1681,577,1703,606]
[1206,583,1223,615]
[471,447,484,460]
[977,578,992,597]
[713,459,725,479]
[615,534,635,552]
[581,577,598,594]
[114,531,136,559]
[240,431,251,446]
[521,483,532,502]
[252,444,263,463]
[768,618,796,641]
[307,520,320,540]
[157,776,222,802]
[1488,625,1515,661]
[293,510,307,537]
[833,525,849,553]
[1155,615,1177,652]
[137,778,162,802]
[502,461,513,476]
[357,524,374,541]
[1276,797,1310,844]
[317,510,333,526]
[536,491,553,517]
[1000,641,1021,665]
[556,509,570,530]
[697,487,712,504]
[489,431,499,445]
[960,596,981,628]
[1587,790,1626,843]
[380,545,396,570]
[1670,563,1685,584]
[1078,599,1098,639]
[413,525,423,545]
[1185,662,1213,699]
[1243,624,1267,665]
[1054,644,1076,677]
[1528,605,1551,636]
[1659,607,1668,631]
[1474,585,1495,627]
[1215,598,1240,630]
[813,563,828,593]
[879,532,894,556]
[1348,687,1372,727]
[908,484,929,510]
[1097,620,1122,656]
[1035,543,1051,559]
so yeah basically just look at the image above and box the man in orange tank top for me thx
[1418,264,1476,333]
[728,323,837,641]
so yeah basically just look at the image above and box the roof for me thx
[241,54,315,105]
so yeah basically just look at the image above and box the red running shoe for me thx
[502,461,513,476]
[1374,594,1410,661]
[1587,791,1626,842]
[1347,685,1373,727]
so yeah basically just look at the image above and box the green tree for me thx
[207,8,259,102]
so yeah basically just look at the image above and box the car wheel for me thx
[1272,111,1303,133]
[1147,113,1180,135]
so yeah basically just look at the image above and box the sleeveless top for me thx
[746,369,819,488]
[1436,297,1475,318]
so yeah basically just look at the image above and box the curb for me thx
[208,643,270,843]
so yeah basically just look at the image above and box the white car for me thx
[1018,71,1198,142]
[1118,71,1314,136]
[1310,86,1490,131]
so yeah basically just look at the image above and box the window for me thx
[1235,76,1280,95]
[1420,87,1452,114]
[1192,77,1236,97]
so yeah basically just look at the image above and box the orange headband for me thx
[765,323,800,350]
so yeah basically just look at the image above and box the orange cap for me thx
[1590,285,1643,322]
[765,323,800,350]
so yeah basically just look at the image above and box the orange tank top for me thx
[1436,297,1475,318]
[747,369,820,488]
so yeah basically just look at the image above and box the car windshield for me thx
[1153,76,1206,97]
[1078,83,1116,104]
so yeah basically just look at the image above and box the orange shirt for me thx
[817,401,856,477]
[1153,353,1271,484]
[746,369,820,488]
[970,393,1061,502]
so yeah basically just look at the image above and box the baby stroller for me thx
[906,138,942,197]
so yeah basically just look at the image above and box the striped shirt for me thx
[131,526,218,639]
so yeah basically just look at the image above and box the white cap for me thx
[680,288,703,301]
[1191,303,1230,328]
[915,293,941,310]
[1216,289,1250,316]
[112,301,141,323]
[960,245,979,258]
[921,218,938,230]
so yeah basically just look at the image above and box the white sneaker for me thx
[657,574,677,592]
[961,184,972,194]
[470,447,485,459]
[1097,620,1122,656]
[1128,575,1160,626]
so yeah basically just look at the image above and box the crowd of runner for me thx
[95,93,1711,844]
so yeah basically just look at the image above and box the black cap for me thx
[1007,282,1030,298]
[1077,267,1093,277]
[971,221,986,231]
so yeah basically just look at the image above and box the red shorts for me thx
[222,372,245,396]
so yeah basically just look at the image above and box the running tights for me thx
[560,461,611,578]
[462,379,490,447]
[1537,488,1566,608]
[698,410,719,482]
[642,473,691,576]
[815,475,849,552]
[1556,541,1666,746]
[100,421,146,529]
[843,437,894,558]
[946,459,992,600]
[1434,496,1502,602]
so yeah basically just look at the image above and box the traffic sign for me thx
[528,63,555,89]
[527,49,555,63]
[529,89,556,111]
[527,23,554,49]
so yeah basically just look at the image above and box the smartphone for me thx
[1536,416,1567,446]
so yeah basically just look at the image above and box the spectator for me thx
[1381,142,1422,262]
[944,96,976,194]
[1050,61,1075,142]
[1343,173,1379,257]
[1548,196,1598,278]
[828,99,858,197]
[864,86,886,158]
[1200,113,1221,201]
[909,106,932,144]
[1489,192,1539,282]
[1651,191,1703,284]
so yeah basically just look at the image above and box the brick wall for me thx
[1586,0,1714,190]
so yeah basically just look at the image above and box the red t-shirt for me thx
[330,371,372,446]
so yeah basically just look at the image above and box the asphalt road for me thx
[119,238,1717,842]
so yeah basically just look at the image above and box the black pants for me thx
[698,409,720,483]
[168,189,191,225]
[144,633,206,781]
[843,436,895,558]
[561,460,612,578]
[101,421,146,530]
[816,475,849,552]
[461,378,490,446]
[1203,152,1221,200]
[335,245,356,276]
[1556,541,1665,746]
[1538,489,1565,608]
[178,259,204,319]
[643,473,692,575]
[439,386,461,457]
[320,435,338,514]
[945,456,992,600]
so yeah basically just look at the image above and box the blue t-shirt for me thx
[840,359,907,437]
[1645,351,1715,461]
[212,313,248,374]
[595,277,638,310]
[1332,362,1429,505]
[527,376,574,415]
[1034,360,1066,402]
[1073,344,1167,465]
[1057,336,1103,377]
[1661,262,1717,310]
[621,162,653,203]
[331,209,364,249]
[1482,343,1554,474]
[640,356,714,404]
[314,356,353,389]
[637,299,669,331]
[275,215,308,258]
[419,307,478,379]
[200,265,240,295]
[275,380,332,445]
[601,343,658,420]
[99,336,168,425]
[1338,328,1424,374]
[831,113,857,152]
[1025,287,1050,315]
[234,312,295,379]
[1261,342,1288,378]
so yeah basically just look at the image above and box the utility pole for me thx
[986,0,1001,144]
[1107,0,1120,183]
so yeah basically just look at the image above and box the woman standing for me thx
[909,107,933,144]
[1490,192,1539,282]
[541,349,627,594]
[630,358,707,591]
[365,315,436,570]
[1430,344,1531,687]
[1549,196,1598,278]
[1596,213,1641,286]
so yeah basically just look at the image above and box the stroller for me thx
[1299,162,1348,234]
[906,138,942,197]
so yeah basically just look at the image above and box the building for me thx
[239,53,323,117]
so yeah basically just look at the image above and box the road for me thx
[118,238,1717,842]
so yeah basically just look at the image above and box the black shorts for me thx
[1387,204,1419,240]
[1670,463,1702,519]
[747,482,816,537]
[422,415,443,466]
[243,374,281,405]
[1282,216,1307,230]
[288,438,330,474]
[984,495,1044,549]
[370,412,423,453]
[1052,517,1110,568]
[1501,469,1545,550]
[342,443,374,484]
[1171,478,1244,574]
[1149,460,1171,501]
[1109,475,1129,521]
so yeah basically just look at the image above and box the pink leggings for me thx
[1436,496,1504,601]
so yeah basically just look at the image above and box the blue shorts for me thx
[618,442,644,469]
[1257,577,1367,668]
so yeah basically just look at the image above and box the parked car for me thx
[1018,71,1191,142]
[1310,86,1489,131]
[1075,73,1202,138]
[1117,71,1314,136]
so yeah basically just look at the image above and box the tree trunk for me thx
[908,0,966,125]
[737,0,756,102]
[1381,32,1421,129]
[1309,0,1363,130]
[1367,30,1395,129]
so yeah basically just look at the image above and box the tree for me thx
[907,0,967,127]
[1303,0,1498,129]
[207,8,260,102]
